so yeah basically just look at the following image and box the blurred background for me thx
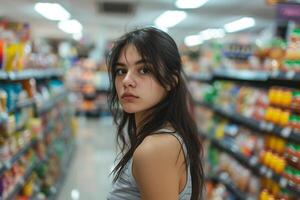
[0,0,299,200]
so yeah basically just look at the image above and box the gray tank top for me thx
[107,129,192,200]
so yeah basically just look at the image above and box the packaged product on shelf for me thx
[284,25,300,72]
[0,135,10,161]
[20,174,35,198]
[21,79,36,99]
[0,20,31,72]
[0,39,4,69]
[222,43,254,70]
[206,183,234,200]
[283,142,300,185]
[268,87,300,111]
[0,90,7,113]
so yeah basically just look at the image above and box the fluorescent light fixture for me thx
[34,3,70,21]
[155,11,186,29]
[200,28,225,40]
[184,35,203,47]
[71,189,80,200]
[175,0,209,9]
[58,19,83,34]
[224,17,255,33]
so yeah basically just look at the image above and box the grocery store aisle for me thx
[58,116,117,200]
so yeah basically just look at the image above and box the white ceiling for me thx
[0,0,276,45]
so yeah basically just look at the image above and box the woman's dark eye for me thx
[140,67,151,74]
[115,68,126,75]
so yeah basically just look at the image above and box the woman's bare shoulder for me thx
[133,133,182,165]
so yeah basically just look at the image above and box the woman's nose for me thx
[122,71,136,88]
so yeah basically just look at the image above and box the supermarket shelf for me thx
[83,93,97,100]
[187,73,213,83]
[36,91,68,115]
[268,71,300,82]
[188,69,300,87]
[223,52,252,60]
[208,173,253,200]
[194,100,300,144]
[3,90,67,116]
[8,99,35,114]
[0,139,37,176]
[0,69,64,81]
[76,109,102,118]
[214,69,269,81]
[96,89,110,94]
[208,137,300,197]
[4,163,36,200]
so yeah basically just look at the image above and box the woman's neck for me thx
[135,112,175,133]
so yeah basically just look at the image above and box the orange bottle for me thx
[279,111,290,127]
[274,89,282,105]
[281,90,292,107]
[268,88,276,105]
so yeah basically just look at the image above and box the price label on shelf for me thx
[249,156,258,167]
[279,177,288,188]
[281,127,292,138]
[7,72,16,80]
[266,123,274,132]
[266,170,273,179]
[259,121,268,130]
[270,70,280,78]
[259,121,274,132]
[286,71,296,80]
[260,166,267,175]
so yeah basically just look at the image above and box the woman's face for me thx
[114,44,167,115]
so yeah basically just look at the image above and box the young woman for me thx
[106,27,204,200]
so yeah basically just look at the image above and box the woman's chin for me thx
[122,107,139,114]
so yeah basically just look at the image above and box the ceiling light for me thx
[73,32,83,41]
[175,0,209,9]
[224,17,255,33]
[200,28,225,40]
[154,10,186,29]
[184,35,203,47]
[58,19,83,34]
[34,3,70,21]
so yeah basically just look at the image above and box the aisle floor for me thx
[58,116,117,200]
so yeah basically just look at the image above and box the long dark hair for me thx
[107,27,204,200]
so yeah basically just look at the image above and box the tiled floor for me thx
[58,116,117,200]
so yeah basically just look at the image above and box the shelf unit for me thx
[207,173,253,200]
[0,139,37,176]
[0,68,74,200]
[0,69,64,81]
[191,67,300,199]
[194,100,300,144]
[202,133,300,197]
[188,69,300,88]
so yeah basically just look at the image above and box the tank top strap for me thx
[154,128,188,157]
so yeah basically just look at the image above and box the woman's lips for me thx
[121,94,139,102]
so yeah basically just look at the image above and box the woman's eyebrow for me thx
[115,62,126,67]
[116,59,148,67]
